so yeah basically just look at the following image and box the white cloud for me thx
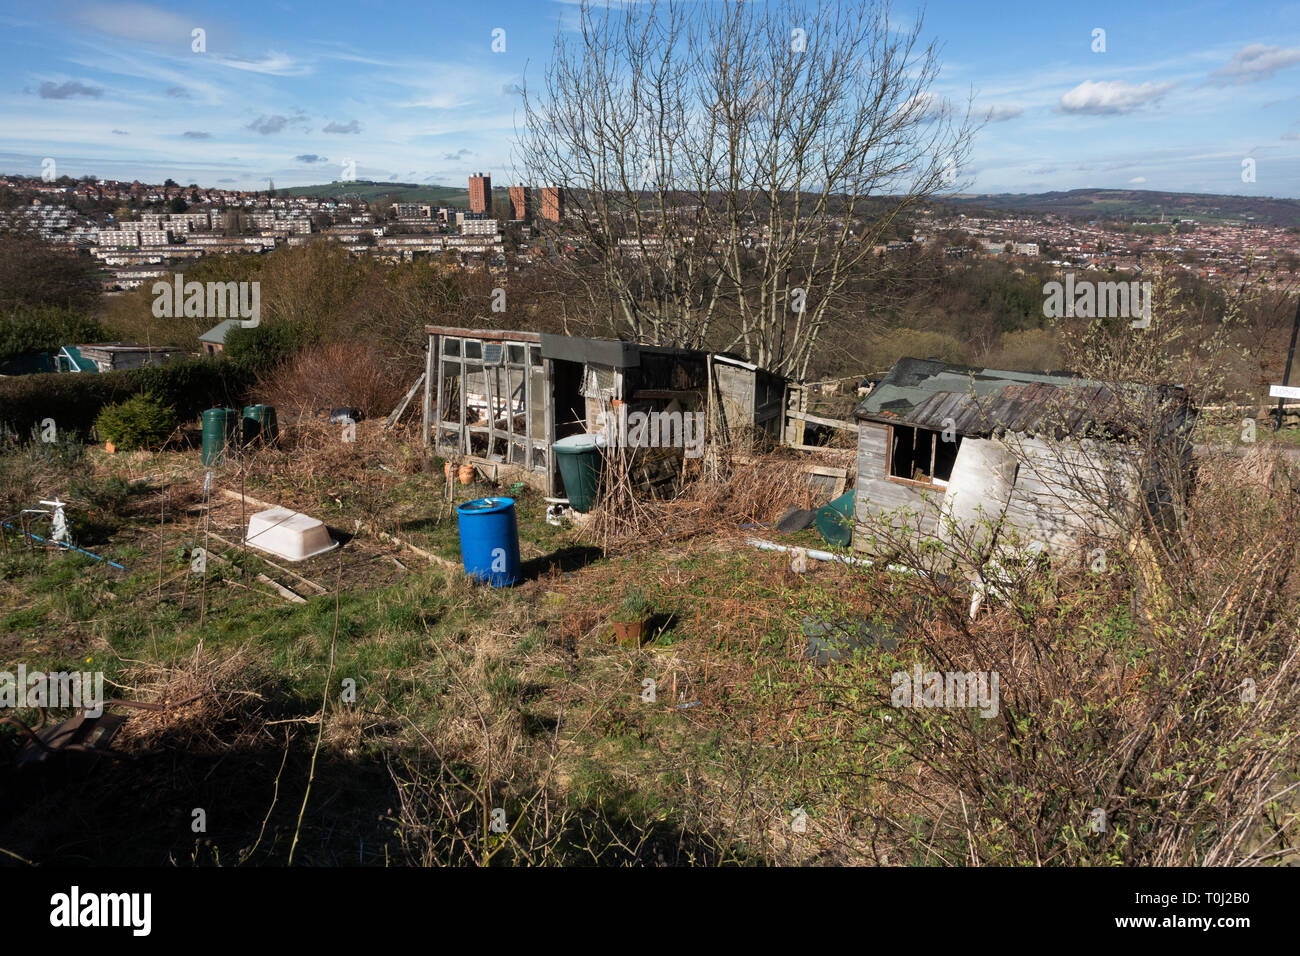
[1211,45,1300,84]
[983,104,1022,123]
[67,1,196,45]
[212,51,310,77]
[896,91,953,123]
[1128,176,1146,183]
[1058,80,1175,115]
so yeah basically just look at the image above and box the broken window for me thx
[889,425,961,486]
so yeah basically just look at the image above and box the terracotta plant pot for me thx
[104,441,116,454]
[443,461,455,485]
[458,463,476,484]
[611,618,647,647]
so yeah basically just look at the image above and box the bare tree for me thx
[518,0,975,378]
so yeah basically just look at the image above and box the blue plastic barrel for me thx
[456,497,522,586]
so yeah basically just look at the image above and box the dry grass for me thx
[582,441,850,553]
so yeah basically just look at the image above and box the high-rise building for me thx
[469,172,492,215]
[508,185,531,221]
[541,186,564,223]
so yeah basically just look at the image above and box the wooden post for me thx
[1275,298,1300,431]
[422,333,436,447]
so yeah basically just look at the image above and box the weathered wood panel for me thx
[937,437,1018,551]
[999,436,1139,561]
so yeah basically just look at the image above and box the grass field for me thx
[3,417,1297,867]
[0,423,891,865]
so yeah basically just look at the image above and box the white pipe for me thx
[744,536,922,575]
[745,536,980,619]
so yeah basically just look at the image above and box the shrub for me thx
[258,341,410,420]
[863,328,968,370]
[93,392,178,450]
[0,357,259,440]
[225,322,312,370]
[0,305,107,363]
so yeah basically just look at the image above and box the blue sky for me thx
[1,0,1298,197]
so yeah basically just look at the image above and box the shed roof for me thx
[59,346,98,373]
[199,319,241,345]
[854,357,1178,439]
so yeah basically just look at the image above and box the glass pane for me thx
[440,361,462,422]
[442,337,460,357]
[508,344,525,365]
[465,339,482,359]
[529,366,546,440]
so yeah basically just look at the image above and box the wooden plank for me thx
[202,548,307,604]
[206,531,329,595]
[219,488,279,512]
[786,409,859,433]
[423,325,542,343]
[790,442,838,453]
[352,519,460,570]
[805,464,849,478]
[386,372,426,429]
[422,335,436,445]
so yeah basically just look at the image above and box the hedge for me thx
[0,357,258,441]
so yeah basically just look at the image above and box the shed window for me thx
[888,425,961,486]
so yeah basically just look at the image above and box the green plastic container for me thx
[815,491,855,549]
[552,433,607,513]
[241,404,279,445]
[201,407,240,466]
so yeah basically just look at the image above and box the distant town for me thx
[2,171,1298,296]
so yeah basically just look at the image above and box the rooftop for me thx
[853,357,1184,439]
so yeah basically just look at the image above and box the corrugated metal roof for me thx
[854,357,1173,438]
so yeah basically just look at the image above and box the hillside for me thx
[275,180,512,208]
[945,188,1300,228]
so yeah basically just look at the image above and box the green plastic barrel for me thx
[552,433,607,513]
[815,491,855,548]
[201,407,239,466]
[241,404,279,445]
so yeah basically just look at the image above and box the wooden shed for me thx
[422,326,788,498]
[850,357,1192,566]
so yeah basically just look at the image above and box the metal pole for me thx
[1275,297,1300,431]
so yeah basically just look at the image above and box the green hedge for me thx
[95,392,178,451]
[0,357,258,441]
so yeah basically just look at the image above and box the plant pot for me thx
[611,618,647,647]
[444,461,455,485]
[458,463,476,485]
[104,441,116,455]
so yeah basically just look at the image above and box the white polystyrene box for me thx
[245,507,338,562]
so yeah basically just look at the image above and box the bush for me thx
[258,341,409,420]
[94,392,177,450]
[225,322,312,370]
[863,328,968,370]
[0,357,259,441]
[0,306,107,363]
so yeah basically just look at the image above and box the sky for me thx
[1,0,1298,197]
